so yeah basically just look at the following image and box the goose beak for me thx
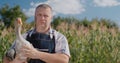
[17,17,22,25]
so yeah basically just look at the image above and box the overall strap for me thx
[26,30,56,63]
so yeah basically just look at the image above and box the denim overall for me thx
[26,32,55,63]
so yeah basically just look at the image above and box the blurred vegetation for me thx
[0,5,120,63]
[0,4,27,28]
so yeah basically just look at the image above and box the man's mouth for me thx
[40,20,45,23]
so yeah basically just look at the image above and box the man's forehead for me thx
[36,8,51,12]
[36,8,52,14]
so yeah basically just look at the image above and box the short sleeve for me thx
[55,32,70,57]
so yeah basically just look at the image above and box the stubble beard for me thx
[36,23,49,33]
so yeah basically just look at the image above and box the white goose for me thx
[6,17,32,61]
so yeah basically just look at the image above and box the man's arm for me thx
[3,56,10,63]
[34,51,69,63]
[21,45,69,63]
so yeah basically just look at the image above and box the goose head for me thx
[15,17,22,28]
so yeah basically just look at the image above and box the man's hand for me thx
[9,56,27,63]
[21,44,39,59]
[3,55,27,63]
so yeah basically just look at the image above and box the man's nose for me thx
[41,16,45,19]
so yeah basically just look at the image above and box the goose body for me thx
[6,18,32,61]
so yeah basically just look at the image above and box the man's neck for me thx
[35,27,50,34]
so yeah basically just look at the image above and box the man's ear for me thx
[52,15,55,20]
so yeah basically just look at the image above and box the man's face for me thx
[35,7,52,32]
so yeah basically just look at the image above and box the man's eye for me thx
[37,14,41,16]
[44,15,48,17]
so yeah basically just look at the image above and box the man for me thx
[3,4,70,63]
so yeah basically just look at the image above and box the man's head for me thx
[35,4,53,33]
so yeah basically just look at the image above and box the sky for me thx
[0,0,120,27]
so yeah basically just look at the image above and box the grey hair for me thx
[35,4,52,11]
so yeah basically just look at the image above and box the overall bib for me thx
[26,32,55,63]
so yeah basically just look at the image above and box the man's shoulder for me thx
[52,29,64,36]
[26,29,34,33]
[22,29,34,39]
[52,29,66,40]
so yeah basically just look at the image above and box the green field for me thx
[0,17,120,63]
